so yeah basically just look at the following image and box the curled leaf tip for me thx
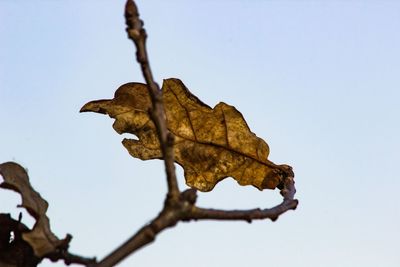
[80,100,111,114]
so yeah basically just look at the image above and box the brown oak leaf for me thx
[0,162,65,257]
[81,78,291,191]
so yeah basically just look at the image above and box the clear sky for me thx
[1,1,399,266]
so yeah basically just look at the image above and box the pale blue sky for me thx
[1,1,399,267]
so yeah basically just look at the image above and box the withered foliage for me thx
[0,162,65,258]
[81,78,289,192]
[0,163,96,266]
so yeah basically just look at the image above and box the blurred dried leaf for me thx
[81,78,287,191]
[0,162,63,257]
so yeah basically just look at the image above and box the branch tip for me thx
[125,0,138,18]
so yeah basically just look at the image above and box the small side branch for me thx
[187,176,297,223]
[46,250,97,266]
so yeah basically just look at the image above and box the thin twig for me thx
[188,177,298,223]
[124,0,180,199]
[46,250,97,266]
[45,234,97,265]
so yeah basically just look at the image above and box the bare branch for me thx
[46,250,97,266]
[187,176,298,223]
[124,0,180,199]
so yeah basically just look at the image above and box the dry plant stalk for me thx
[0,0,298,266]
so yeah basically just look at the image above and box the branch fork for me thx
[91,1,298,266]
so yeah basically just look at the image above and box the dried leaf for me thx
[0,162,63,257]
[81,78,288,191]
